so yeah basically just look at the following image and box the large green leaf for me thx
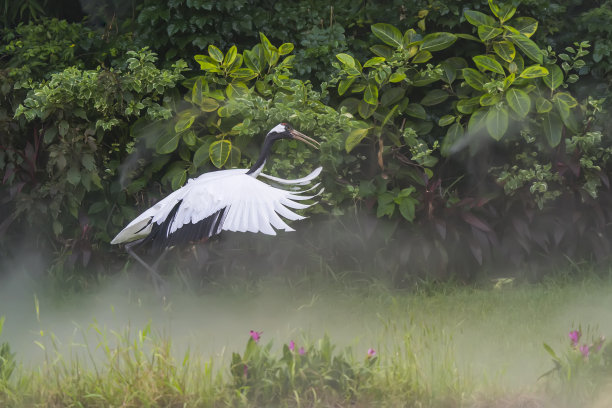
[171,169,187,190]
[488,0,516,23]
[243,49,263,73]
[223,45,237,66]
[420,32,457,52]
[464,10,496,26]
[468,107,489,134]
[156,132,181,154]
[519,65,549,79]
[456,96,481,114]
[493,40,516,62]
[412,50,432,63]
[278,43,294,55]
[478,25,503,41]
[389,72,406,83]
[438,115,456,127]
[59,120,69,137]
[199,97,220,112]
[479,93,501,106]
[441,123,464,156]
[371,23,403,48]
[336,53,356,68]
[364,82,379,105]
[543,65,564,90]
[486,106,509,140]
[345,127,370,153]
[370,44,394,59]
[507,33,543,64]
[536,97,553,113]
[66,166,81,186]
[226,82,249,99]
[554,92,578,108]
[462,68,487,91]
[338,77,356,96]
[505,88,531,117]
[209,140,232,168]
[421,89,449,106]
[192,141,212,168]
[403,29,422,47]
[363,57,386,68]
[553,93,579,132]
[228,145,242,167]
[358,100,376,118]
[510,17,538,38]
[208,45,224,63]
[542,112,562,147]
[382,105,399,127]
[381,87,406,107]
[441,58,468,84]
[405,103,427,119]
[473,55,505,75]
[229,68,257,80]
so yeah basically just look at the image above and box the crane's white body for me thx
[111,166,322,246]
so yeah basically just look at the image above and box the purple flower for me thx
[367,348,377,358]
[580,344,590,358]
[569,330,581,346]
[288,340,295,351]
[298,346,306,355]
[249,330,262,343]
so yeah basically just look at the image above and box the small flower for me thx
[367,348,377,358]
[288,340,295,351]
[298,346,306,355]
[569,330,581,346]
[249,330,262,343]
[580,344,590,358]
[243,364,248,378]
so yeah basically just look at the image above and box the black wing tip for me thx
[143,200,228,252]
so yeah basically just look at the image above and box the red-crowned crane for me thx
[111,123,322,285]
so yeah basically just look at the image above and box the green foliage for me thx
[542,326,610,405]
[3,48,186,263]
[0,317,15,383]
[144,34,357,206]
[230,334,375,405]
[1,18,97,82]
[2,0,612,280]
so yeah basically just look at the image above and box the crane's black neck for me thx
[246,136,276,176]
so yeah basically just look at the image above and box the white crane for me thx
[111,123,322,284]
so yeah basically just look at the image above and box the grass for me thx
[1,269,612,406]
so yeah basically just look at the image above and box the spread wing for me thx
[111,167,322,250]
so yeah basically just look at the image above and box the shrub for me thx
[2,49,187,266]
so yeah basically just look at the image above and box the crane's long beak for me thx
[290,129,320,149]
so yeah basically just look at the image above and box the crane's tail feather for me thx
[259,166,322,185]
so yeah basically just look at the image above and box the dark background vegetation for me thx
[2,0,612,287]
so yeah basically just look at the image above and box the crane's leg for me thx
[124,239,166,293]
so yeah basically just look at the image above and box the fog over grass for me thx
[2,249,612,399]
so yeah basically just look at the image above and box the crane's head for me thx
[266,123,319,149]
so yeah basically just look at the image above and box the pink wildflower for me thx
[289,340,295,351]
[580,344,590,358]
[249,330,262,343]
[298,346,306,355]
[569,330,581,346]
[367,348,377,358]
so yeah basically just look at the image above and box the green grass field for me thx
[1,269,612,407]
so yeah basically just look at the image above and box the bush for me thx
[2,49,187,267]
